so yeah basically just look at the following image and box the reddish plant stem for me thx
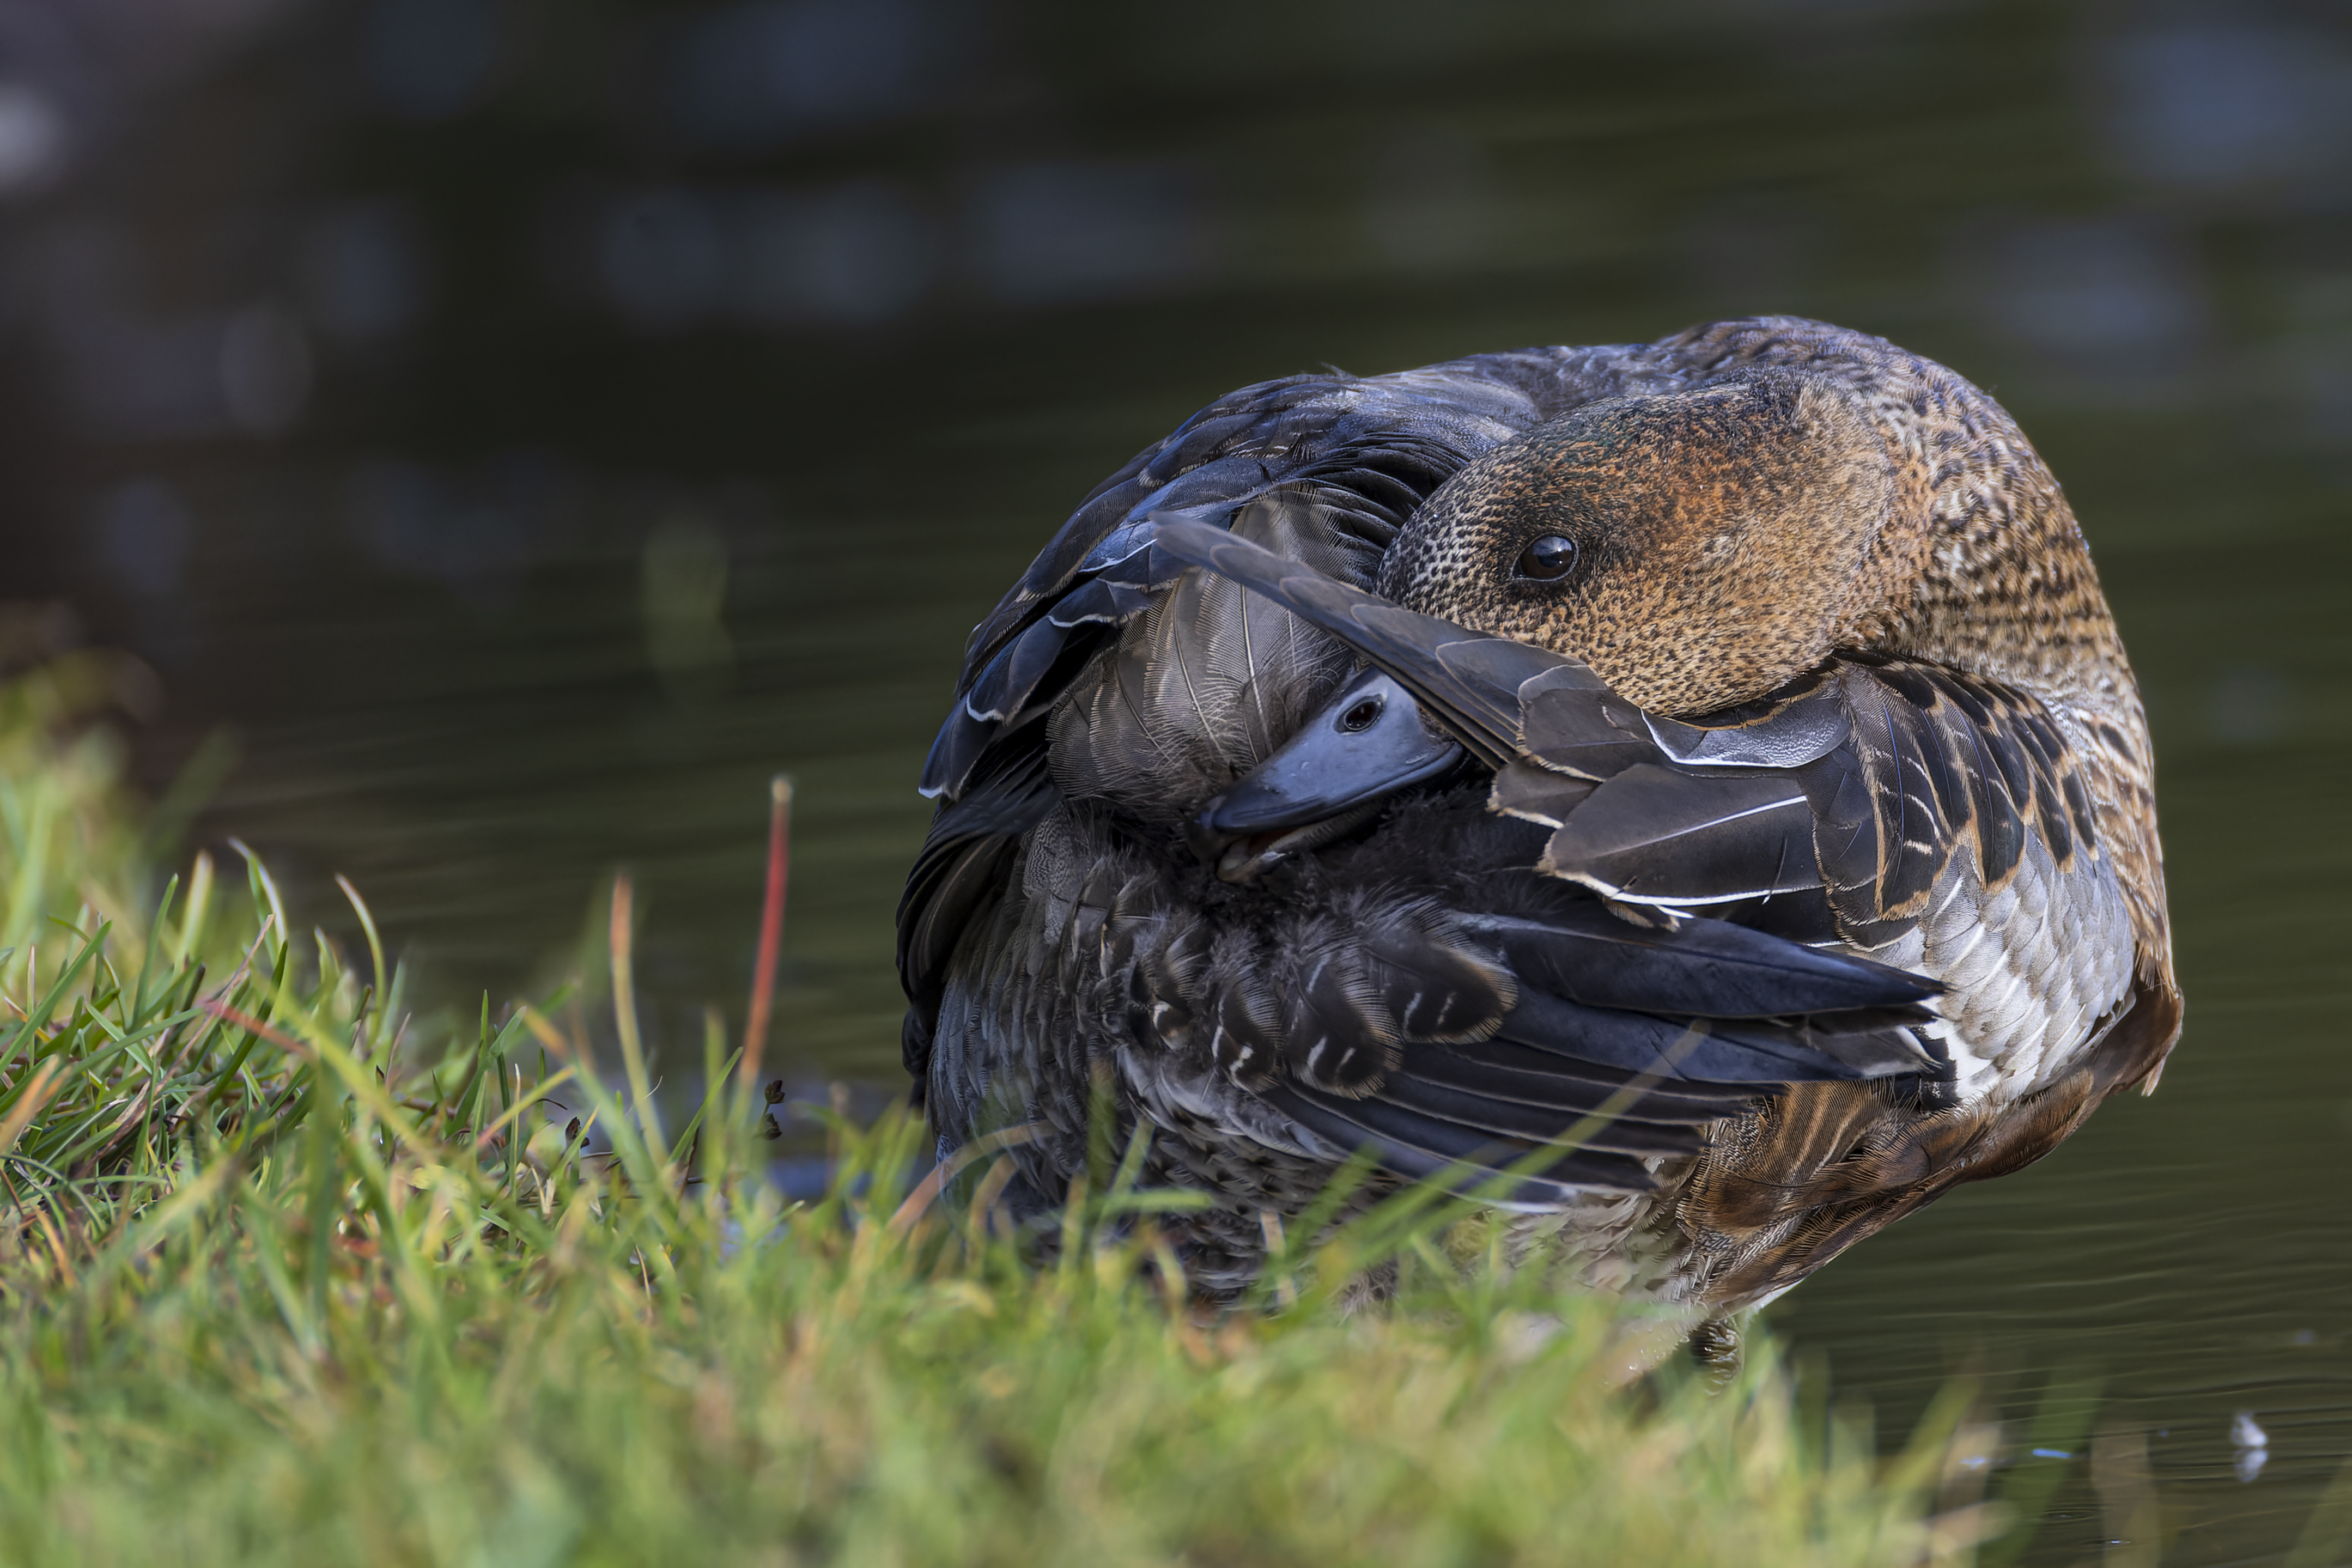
[197,998,312,1059]
[737,775,793,1097]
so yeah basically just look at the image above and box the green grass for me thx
[0,656,1995,1567]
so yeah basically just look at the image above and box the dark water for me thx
[2,2,2348,1560]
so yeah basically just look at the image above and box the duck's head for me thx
[1375,367,2131,719]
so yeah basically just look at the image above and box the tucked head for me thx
[1377,374,1914,715]
[1375,369,2122,719]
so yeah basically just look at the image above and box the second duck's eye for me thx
[1515,534,1579,581]
[1338,696,1384,733]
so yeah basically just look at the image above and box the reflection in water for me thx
[1960,216,2210,407]
[669,0,950,152]
[642,512,733,679]
[0,3,2345,1561]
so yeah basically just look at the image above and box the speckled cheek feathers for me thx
[1377,375,1913,716]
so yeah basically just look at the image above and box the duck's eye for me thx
[1515,534,1579,582]
[1338,695,1384,733]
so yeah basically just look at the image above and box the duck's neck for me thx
[1840,397,2169,974]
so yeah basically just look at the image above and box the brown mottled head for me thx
[1379,373,1926,715]
[1378,360,2138,727]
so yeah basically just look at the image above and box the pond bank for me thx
[0,660,1989,1567]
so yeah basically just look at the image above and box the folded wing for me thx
[1145,522,2140,1199]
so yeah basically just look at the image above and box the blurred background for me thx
[0,1,2346,1560]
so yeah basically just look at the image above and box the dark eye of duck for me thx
[1338,695,1384,733]
[1514,534,1579,582]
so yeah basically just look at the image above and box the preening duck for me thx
[898,317,2179,1309]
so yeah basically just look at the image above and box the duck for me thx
[897,315,2179,1310]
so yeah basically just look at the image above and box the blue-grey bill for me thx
[1190,668,1466,882]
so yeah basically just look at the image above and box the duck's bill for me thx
[1189,668,1466,882]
